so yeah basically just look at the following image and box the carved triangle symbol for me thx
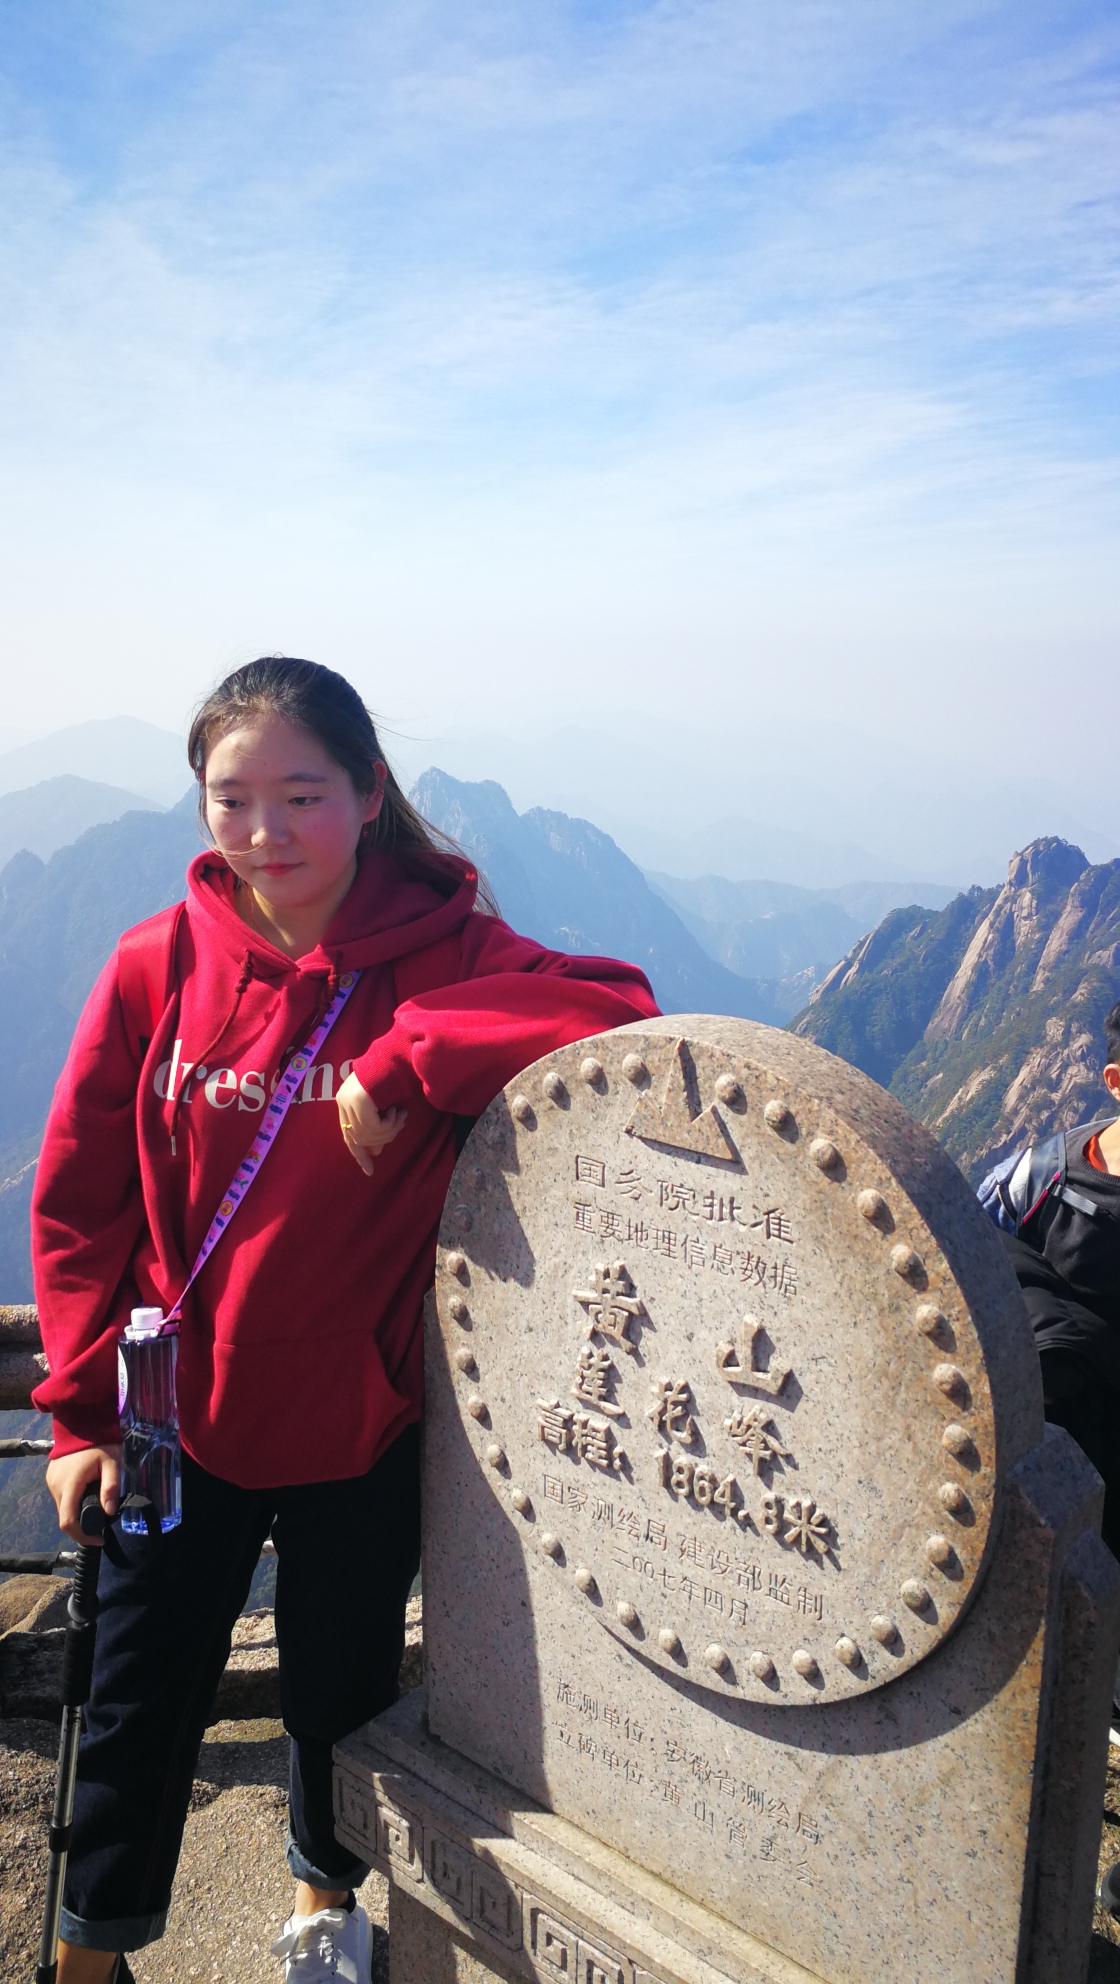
[625,1039,737,1160]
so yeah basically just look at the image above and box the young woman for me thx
[34,656,658,1983]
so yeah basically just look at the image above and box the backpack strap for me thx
[977,1134,1065,1233]
[116,903,185,1060]
[976,1120,1120,1235]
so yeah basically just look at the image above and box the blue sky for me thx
[0,1,1116,793]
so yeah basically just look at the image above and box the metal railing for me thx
[0,1304,46,1410]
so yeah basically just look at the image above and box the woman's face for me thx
[204,711,385,913]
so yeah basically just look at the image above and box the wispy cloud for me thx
[0,0,1115,772]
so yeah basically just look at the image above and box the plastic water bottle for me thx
[117,1307,182,1535]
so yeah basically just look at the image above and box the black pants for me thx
[61,1426,420,1952]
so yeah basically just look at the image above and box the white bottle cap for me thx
[127,1306,165,1339]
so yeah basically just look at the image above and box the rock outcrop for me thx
[794,838,1120,1179]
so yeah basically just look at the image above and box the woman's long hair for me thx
[187,656,497,910]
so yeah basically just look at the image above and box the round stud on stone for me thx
[926,1534,954,1568]
[574,1566,596,1594]
[510,1094,535,1126]
[616,1600,639,1629]
[792,1649,818,1679]
[448,1295,469,1325]
[450,1203,474,1233]
[916,1303,946,1336]
[835,1637,861,1668]
[466,1397,487,1420]
[714,1075,744,1107]
[749,1651,776,1681]
[939,1482,970,1516]
[932,1362,966,1399]
[581,1057,604,1086]
[453,1347,476,1374]
[870,1616,898,1645]
[542,1071,567,1104]
[704,1644,730,1673]
[445,1251,468,1281]
[810,1137,840,1171]
[891,1244,924,1279]
[764,1099,791,1131]
[658,1627,681,1655]
[942,1423,975,1459]
[484,1443,505,1469]
[621,1053,648,1085]
[509,1488,531,1514]
[901,1579,929,1612]
[857,1189,888,1222]
[540,1532,561,1557]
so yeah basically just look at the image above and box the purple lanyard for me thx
[165,969,361,1324]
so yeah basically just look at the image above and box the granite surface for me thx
[405,1018,1120,1983]
[431,1021,1040,1707]
[337,1691,827,1984]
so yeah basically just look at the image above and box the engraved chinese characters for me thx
[436,1027,1001,1705]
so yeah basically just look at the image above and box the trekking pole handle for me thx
[78,1490,108,1540]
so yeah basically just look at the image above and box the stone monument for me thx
[335,1016,1120,1984]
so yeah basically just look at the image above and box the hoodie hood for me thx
[185,847,479,983]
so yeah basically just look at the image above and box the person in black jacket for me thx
[980,999,1120,1556]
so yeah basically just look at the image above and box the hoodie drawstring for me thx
[169,952,256,1156]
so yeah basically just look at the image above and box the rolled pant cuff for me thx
[286,1831,370,1889]
[60,1904,168,1952]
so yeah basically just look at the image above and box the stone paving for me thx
[5,1716,1120,1979]
[0,1595,421,1982]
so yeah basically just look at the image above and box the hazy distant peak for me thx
[0,717,187,808]
[0,847,45,909]
[0,775,166,873]
[410,766,782,1025]
[411,767,521,841]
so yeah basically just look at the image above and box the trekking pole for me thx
[34,1490,109,1984]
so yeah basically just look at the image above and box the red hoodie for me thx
[31,849,659,1486]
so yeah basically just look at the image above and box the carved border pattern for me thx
[333,1767,672,1984]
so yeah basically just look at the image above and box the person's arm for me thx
[349,915,659,1120]
[31,948,150,1460]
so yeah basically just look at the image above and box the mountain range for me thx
[411,770,783,1024]
[792,837,1120,1181]
[646,872,958,1015]
[0,774,162,869]
[0,718,192,809]
[1,751,1118,1577]
[389,714,1118,888]
[0,770,799,1302]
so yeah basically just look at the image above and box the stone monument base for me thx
[335,1691,837,1984]
[338,1433,1120,1984]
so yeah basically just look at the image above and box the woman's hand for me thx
[45,1444,122,1545]
[336,1070,408,1176]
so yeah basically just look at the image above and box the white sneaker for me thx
[270,1900,373,1982]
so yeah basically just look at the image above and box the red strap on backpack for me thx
[116,903,186,1060]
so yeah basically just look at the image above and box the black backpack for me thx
[976,1119,1113,1234]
